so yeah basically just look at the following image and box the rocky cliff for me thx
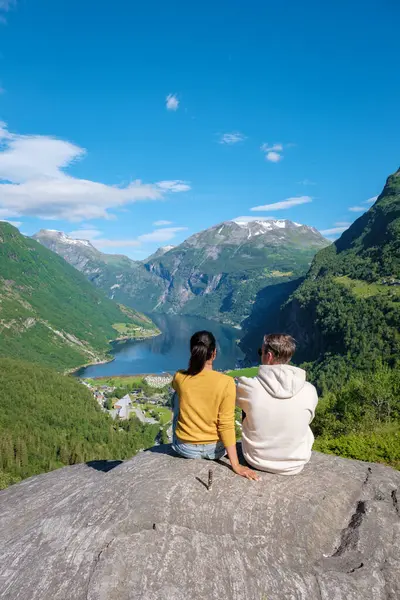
[1,446,399,599]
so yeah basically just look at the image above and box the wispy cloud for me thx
[219,132,246,145]
[320,226,349,235]
[153,220,173,226]
[166,93,179,111]
[335,221,351,227]
[251,196,312,211]
[261,143,283,153]
[68,228,141,248]
[297,179,316,186]
[348,195,378,213]
[0,219,22,227]
[138,227,188,243]
[0,122,190,221]
[0,0,16,23]
[156,180,190,192]
[348,205,366,213]
[233,216,277,224]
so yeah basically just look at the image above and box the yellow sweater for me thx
[172,370,236,448]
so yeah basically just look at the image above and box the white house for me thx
[114,394,132,420]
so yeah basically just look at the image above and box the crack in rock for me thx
[391,489,399,516]
[332,500,367,558]
[347,561,364,573]
[86,538,115,600]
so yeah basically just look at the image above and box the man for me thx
[236,333,318,475]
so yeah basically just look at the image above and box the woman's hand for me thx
[232,463,260,481]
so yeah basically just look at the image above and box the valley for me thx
[0,168,399,489]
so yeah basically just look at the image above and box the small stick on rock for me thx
[208,469,213,491]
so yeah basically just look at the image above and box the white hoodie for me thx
[237,365,318,475]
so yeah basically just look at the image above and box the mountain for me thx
[34,219,329,326]
[145,245,176,261]
[0,357,160,489]
[281,168,400,388]
[0,223,159,371]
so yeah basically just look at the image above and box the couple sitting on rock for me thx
[172,331,319,481]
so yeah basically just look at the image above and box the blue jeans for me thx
[171,392,226,460]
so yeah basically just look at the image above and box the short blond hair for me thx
[263,333,296,364]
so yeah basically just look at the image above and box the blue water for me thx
[75,314,244,378]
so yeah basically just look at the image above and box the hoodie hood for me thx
[257,364,306,399]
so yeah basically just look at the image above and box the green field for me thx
[138,403,172,425]
[84,375,146,386]
[334,275,400,299]
[226,367,258,378]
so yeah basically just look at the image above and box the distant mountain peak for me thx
[35,229,96,249]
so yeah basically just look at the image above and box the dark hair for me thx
[184,331,216,376]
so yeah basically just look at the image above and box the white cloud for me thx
[156,180,190,193]
[153,220,173,226]
[266,151,283,163]
[68,228,102,241]
[261,143,283,153]
[219,132,246,145]
[0,122,190,221]
[260,142,286,163]
[0,219,22,227]
[365,195,378,204]
[232,216,277,223]
[166,94,179,111]
[335,221,351,227]
[320,226,349,235]
[348,206,366,213]
[251,196,312,211]
[68,224,188,249]
[138,227,188,243]
[68,228,141,249]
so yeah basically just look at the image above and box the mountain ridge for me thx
[34,218,329,326]
[0,223,159,370]
[279,168,400,386]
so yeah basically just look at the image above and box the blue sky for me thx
[0,0,399,257]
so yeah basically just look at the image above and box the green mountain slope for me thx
[34,219,329,326]
[282,167,400,388]
[0,223,159,370]
[0,358,160,488]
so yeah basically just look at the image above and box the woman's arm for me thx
[219,379,260,481]
[225,444,260,481]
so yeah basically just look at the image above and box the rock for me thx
[0,447,399,600]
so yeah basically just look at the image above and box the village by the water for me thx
[82,374,175,444]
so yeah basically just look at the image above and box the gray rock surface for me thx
[0,447,399,600]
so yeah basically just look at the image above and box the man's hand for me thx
[232,464,260,481]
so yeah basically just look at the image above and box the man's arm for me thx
[236,377,253,414]
[307,385,319,423]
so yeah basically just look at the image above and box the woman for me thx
[172,330,259,481]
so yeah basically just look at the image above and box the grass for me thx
[112,322,158,338]
[314,423,400,470]
[84,375,145,386]
[139,403,172,425]
[226,367,258,378]
[334,275,400,299]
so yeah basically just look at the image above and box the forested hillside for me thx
[0,358,160,489]
[0,223,158,370]
[282,168,400,389]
